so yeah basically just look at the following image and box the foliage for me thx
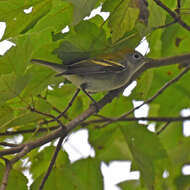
[0,0,190,190]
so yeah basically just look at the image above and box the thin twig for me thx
[30,107,65,129]
[176,0,181,14]
[37,94,69,119]
[57,89,80,120]
[156,121,171,135]
[0,126,59,137]
[0,145,31,189]
[123,65,190,118]
[98,66,190,128]
[0,158,12,190]
[84,115,190,125]
[153,0,190,31]
[0,142,18,147]
[153,1,182,30]
[40,89,81,125]
[11,145,30,163]
[38,136,65,190]
[0,89,120,157]
[120,115,190,122]
[153,20,177,29]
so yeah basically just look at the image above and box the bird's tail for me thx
[31,59,65,73]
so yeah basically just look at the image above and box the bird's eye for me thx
[132,52,142,60]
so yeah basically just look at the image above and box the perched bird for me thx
[31,51,148,93]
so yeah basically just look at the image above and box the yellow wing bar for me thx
[103,59,125,68]
[91,59,125,68]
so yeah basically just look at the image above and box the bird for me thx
[31,50,148,94]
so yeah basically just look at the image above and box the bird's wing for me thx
[56,58,127,76]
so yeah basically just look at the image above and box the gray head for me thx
[120,51,149,70]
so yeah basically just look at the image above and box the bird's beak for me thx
[143,57,154,63]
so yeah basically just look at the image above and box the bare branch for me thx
[38,136,65,190]
[29,107,65,129]
[84,115,190,125]
[57,88,80,120]
[145,53,190,69]
[0,142,18,147]
[153,0,190,31]
[153,20,177,29]
[10,145,30,164]
[120,116,190,122]
[0,89,121,157]
[95,65,190,128]
[0,126,59,137]
[176,0,181,14]
[0,158,12,190]
[123,65,190,118]
[156,121,171,135]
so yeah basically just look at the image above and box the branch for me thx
[1,53,190,160]
[0,142,18,147]
[0,158,12,190]
[156,121,171,135]
[57,89,80,120]
[0,146,30,190]
[153,20,177,29]
[153,0,190,31]
[176,0,181,14]
[38,136,64,190]
[120,116,190,122]
[39,89,80,125]
[84,116,190,126]
[123,65,190,118]
[0,89,122,157]
[145,53,190,69]
[0,126,59,136]
[29,107,65,129]
[94,65,190,128]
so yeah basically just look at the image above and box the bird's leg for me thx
[80,83,99,112]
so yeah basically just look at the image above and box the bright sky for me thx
[0,5,190,190]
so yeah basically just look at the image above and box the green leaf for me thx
[168,137,190,175]
[30,146,70,180]
[0,0,51,39]
[47,84,86,117]
[121,122,170,189]
[0,28,53,76]
[53,21,107,62]
[150,66,190,116]
[0,73,28,105]
[31,0,73,32]
[147,0,167,28]
[109,0,140,42]
[161,18,190,56]
[118,180,147,190]
[99,95,133,117]
[0,111,44,131]
[0,163,28,190]
[148,29,163,58]
[132,69,154,100]
[159,122,183,151]
[0,104,13,128]
[102,0,122,12]
[21,65,55,97]
[89,124,132,162]
[175,175,190,190]
[66,0,98,25]
[31,158,103,190]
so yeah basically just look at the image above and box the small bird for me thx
[31,51,148,93]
